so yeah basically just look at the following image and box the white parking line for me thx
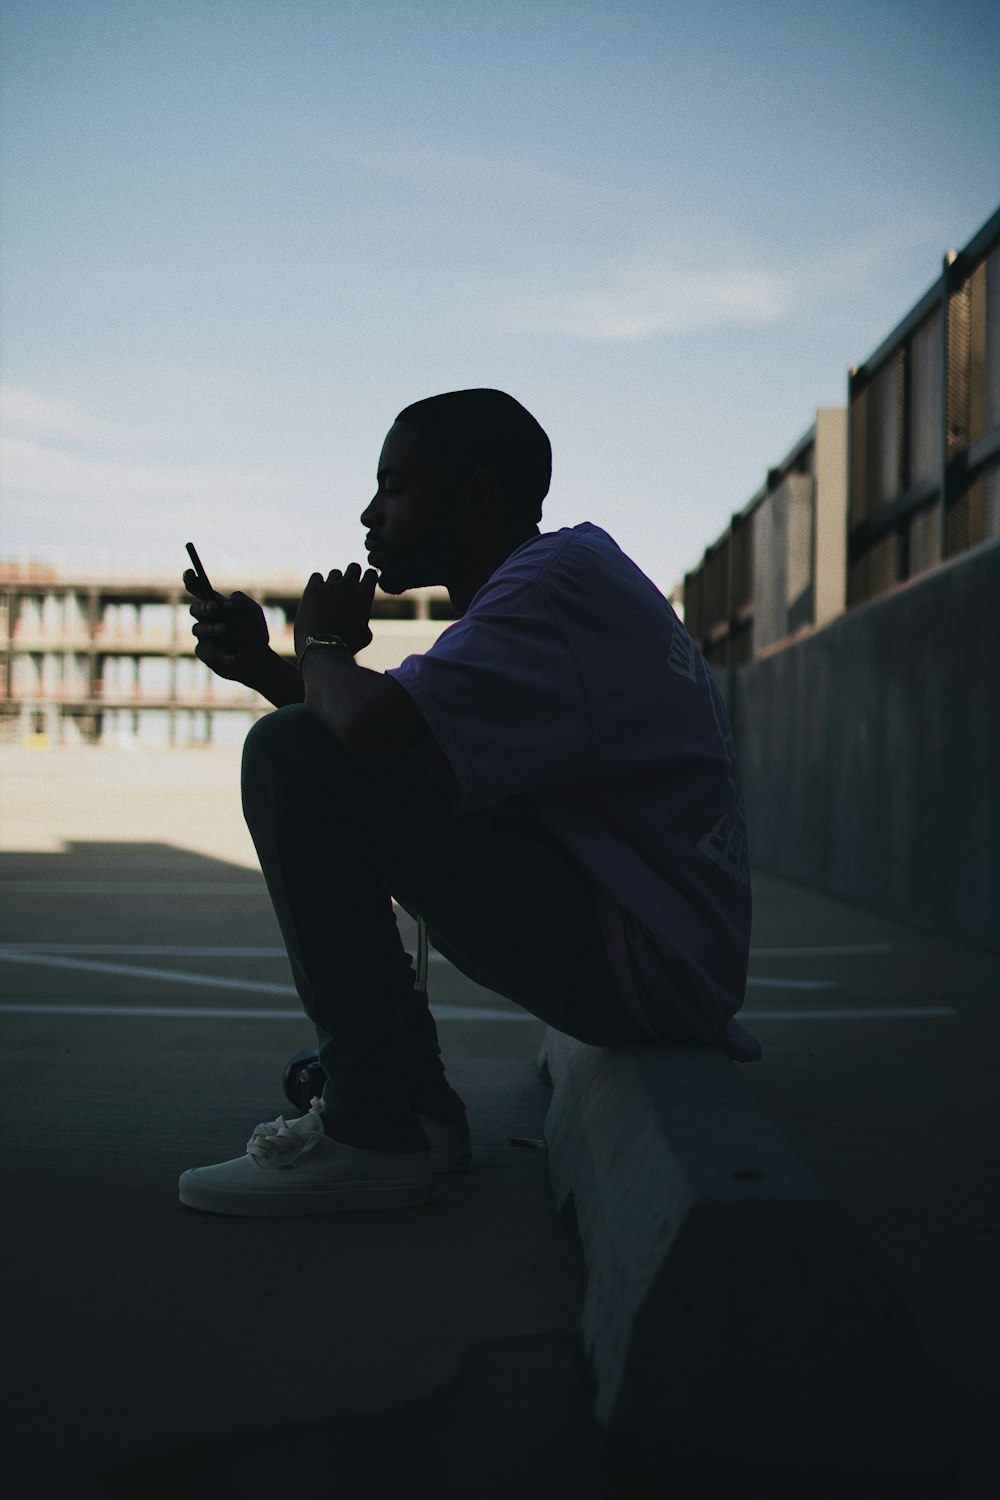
[0,951,297,994]
[0,942,446,961]
[0,881,265,895]
[0,947,842,994]
[0,1001,955,1022]
[746,977,838,990]
[0,1001,536,1022]
[0,936,896,959]
[743,1006,955,1020]
[0,943,288,957]
[750,944,893,957]
[0,1002,953,1026]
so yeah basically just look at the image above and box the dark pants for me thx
[241,705,647,1150]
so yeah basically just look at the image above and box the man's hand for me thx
[293,561,428,757]
[184,572,272,686]
[294,563,378,659]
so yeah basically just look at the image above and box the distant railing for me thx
[5,686,260,708]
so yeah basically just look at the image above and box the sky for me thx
[2,0,999,595]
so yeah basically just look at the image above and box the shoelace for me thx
[246,1098,324,1164]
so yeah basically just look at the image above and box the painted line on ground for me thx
[0,1001,534,1022]
[0,949,843,993]
[0,950,297,994]
[750,943,893,957]
[0,943,289,957]
[0,1002,956,1022]
[0,935,894,961]
[0,942,443,962]
[743,1006,955,1020]
[746,977,838,990]
[0,881,264,895]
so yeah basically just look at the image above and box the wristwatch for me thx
[298,633,351,666]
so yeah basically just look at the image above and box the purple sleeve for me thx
[387,570,592,815]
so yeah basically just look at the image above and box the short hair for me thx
[395,388,551,524]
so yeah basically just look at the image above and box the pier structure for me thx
[0,568,456,747]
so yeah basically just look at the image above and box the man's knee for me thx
[244,702,308,757]
[241,704,351,798]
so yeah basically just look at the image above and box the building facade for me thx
[683,409,847,665]
[0,566,457,747]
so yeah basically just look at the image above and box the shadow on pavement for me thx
[1,841,597,1500]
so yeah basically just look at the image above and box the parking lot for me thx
[2,747,998,1498]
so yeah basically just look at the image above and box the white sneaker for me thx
[178,1099,432,1217]
[249,1101,472,1177]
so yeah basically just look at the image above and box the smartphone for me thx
[185,542,215,600]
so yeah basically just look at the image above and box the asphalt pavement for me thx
[1,755,997,1498]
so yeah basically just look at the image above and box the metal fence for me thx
[683,203,999,659]
[684,412,843,664]
[848,206,1000,606]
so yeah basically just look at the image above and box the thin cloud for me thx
[496,218,946,343]
[0,388,308,570]
[350,142,595,204]
[0,440,309,578]
[0,386,298,507]
[499,265,787,341]
[795,220,948,303]
[311,129,655,238]
[0,386,163,447]
[2,435,291,504]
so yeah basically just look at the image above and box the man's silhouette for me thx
[178,388,759,1216]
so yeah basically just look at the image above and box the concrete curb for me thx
[539,1028,954,1482]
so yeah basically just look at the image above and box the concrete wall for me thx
[729,537,1000,953]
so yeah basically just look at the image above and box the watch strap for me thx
[298,633,351,666]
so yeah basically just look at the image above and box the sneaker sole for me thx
[178,1174,432,1217]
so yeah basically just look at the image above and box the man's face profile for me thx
[360,421,460,595]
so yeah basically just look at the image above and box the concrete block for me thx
[539,1028,954,1483]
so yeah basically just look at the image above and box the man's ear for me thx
[465,467,503,516]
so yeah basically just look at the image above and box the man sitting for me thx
[178,387,759,1217]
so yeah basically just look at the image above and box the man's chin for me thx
[374,559,439,596]
[372,549,450,596]
[373,566,408,596]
